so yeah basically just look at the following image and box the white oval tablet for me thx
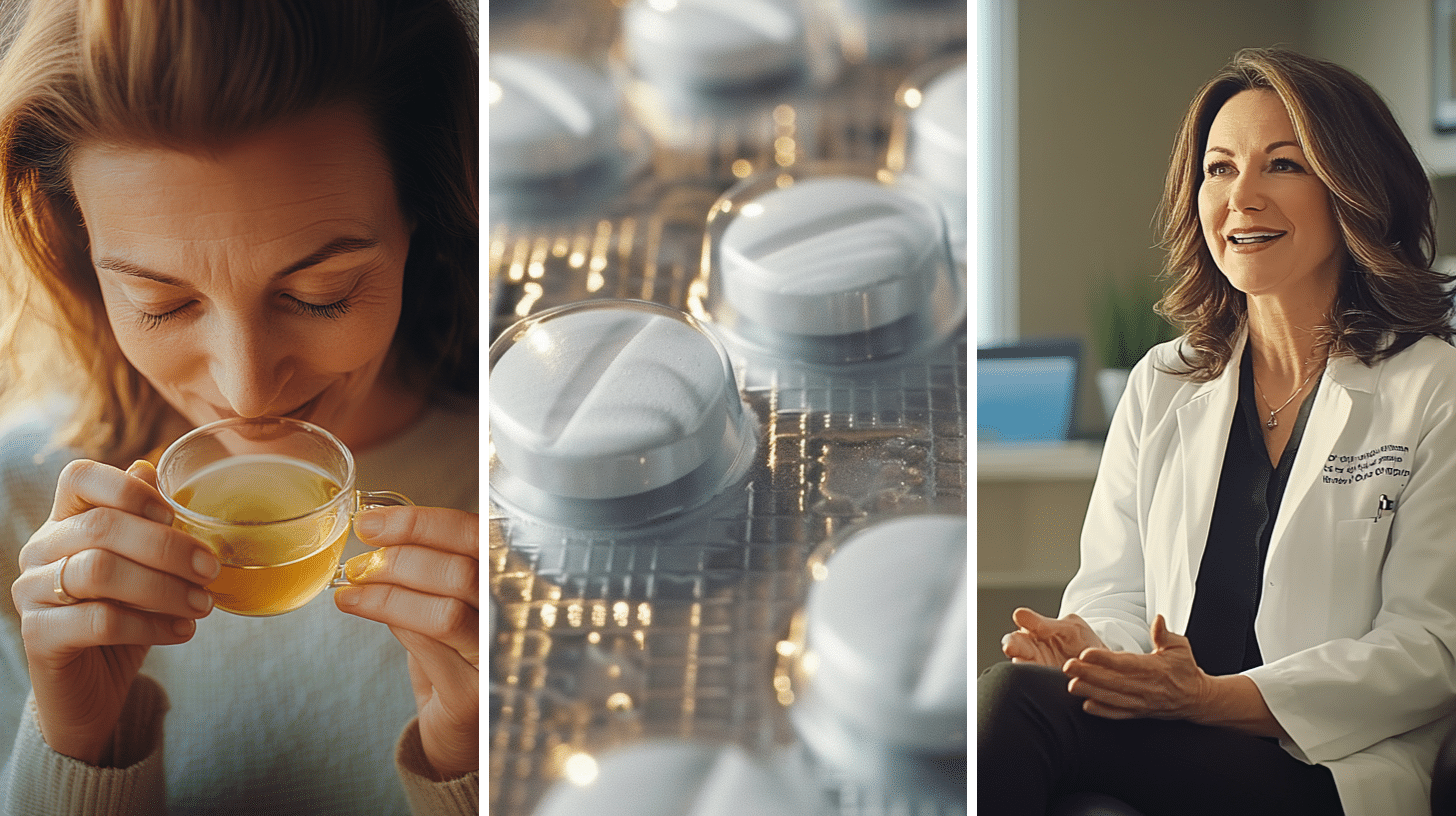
[488,52,621,183]
[490,306,735,501]
[533,741,817,816]
[803,514,967,750]
[719,176,941,336]
[622,0,806,90]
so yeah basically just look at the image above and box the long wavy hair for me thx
[0,0,477,463]
[1157,47,1453,381]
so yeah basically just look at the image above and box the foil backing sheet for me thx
[488,2,968,813]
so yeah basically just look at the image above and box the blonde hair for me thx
[0,0,477,463]
[1157,47,1454,381]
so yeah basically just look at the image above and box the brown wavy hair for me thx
[1156,47,1454,381]
[0,0,477,463]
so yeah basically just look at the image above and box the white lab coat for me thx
[1062,331,1456,816]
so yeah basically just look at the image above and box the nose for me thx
[1227,166,1266,212]
[207,315,290,418]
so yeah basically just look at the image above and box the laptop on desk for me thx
[976,338,1084,445]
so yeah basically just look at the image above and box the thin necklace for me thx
[1254,357,1326,430]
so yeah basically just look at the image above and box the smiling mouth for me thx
[282,393,323,420]
[1228,231,1286,245]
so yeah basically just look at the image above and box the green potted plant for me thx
[1089,274,1179,422]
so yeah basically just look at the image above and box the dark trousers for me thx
[977,662,1344,816]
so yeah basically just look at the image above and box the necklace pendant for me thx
[1267,412,1278,430]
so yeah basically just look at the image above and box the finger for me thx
[343,545,478,609]
[353,506,479,558]
[1081,698,1142,720]
[398,639,478,778]
[127,459,160,490]
[334,583,478,662]
[1003,632,1053,664]
[1066,673,1159,711]
[1011,607,1049,632]
[20,603,198,656]
[393,626,479,707]
[1150,614,1191,652]
[13,549,213,618]
[29,507,220,585]
[1069,647,1149,670]
[46,459,172,528]
[1150,614,1169,647]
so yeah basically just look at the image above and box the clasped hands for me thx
[1001,607,1216,721]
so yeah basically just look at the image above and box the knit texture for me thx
[0,404,479,815]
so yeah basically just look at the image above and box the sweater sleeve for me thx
[395,718,478,815]
[0,676,169,816]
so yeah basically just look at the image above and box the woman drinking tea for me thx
[0,0,479,813]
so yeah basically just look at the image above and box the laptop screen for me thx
[977,340,1081,443]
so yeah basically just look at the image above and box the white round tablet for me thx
[718,176,942,337]
[622,0,806,91]
[489,303,739,502]
[907,64,966,195]
[489,52,621,183]
[533,741,820,816]
[906,63,967,267]
[802,514,966,751]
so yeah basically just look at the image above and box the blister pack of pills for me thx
[487,1,968,813]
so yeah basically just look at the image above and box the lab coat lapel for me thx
[1168,334,1244,631]
[1266,354,1370,563]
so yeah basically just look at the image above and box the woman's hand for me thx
[335,505,479,781]
[1001,607,1107,667]
[1062,614,1214,720]
[11,459,220,765]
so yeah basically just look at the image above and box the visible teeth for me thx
[1230,232,1282,244]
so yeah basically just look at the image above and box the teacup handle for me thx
[328,489,414,588]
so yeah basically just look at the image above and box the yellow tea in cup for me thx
[170,454,348,616]
[158,417,410,617]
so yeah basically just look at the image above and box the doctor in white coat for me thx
[980,48,1456,816]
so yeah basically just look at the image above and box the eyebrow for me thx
[94,235,381,286]
[1204,140,1302,157]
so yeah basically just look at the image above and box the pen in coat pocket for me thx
[1374,494,1396,522]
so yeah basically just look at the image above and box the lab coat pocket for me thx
[1329,516,1395,636]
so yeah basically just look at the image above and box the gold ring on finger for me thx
[52,554,78,605]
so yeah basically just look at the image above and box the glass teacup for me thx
[156,416,411,617]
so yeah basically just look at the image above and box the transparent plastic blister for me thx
[489,50,653,221]
[690,161,964,373]
[487,0,967,813]
[611,0,844,155]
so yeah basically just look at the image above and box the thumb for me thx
[126,459,160,489]
[1150,614,1187,651]
[1011,607,1050,632]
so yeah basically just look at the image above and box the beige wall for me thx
[1016,0,1311,428]
[1303,0,1456,256]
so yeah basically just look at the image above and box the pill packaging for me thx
[487,1,968,814]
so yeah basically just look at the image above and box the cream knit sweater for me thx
[0,405,479,815]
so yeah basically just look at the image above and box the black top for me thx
[1183,346,1321,676]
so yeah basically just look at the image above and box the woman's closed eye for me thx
[136,301,197,329]
[134,294,354,330]
[284,294,354,319]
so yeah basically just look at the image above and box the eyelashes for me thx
[1203,157,1308,177]
[135,295,354,330]
[288,296,354,320]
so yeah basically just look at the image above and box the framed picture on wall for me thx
[1436,0,1456,131]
